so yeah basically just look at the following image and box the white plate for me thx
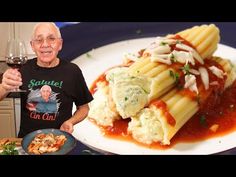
[72,37,236,155]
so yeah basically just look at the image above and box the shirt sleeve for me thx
[74,66,93,106]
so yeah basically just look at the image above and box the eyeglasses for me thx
[32,36,61,45]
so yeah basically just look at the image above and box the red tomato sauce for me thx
[173,81,236,143]
[89,67,236,149]
[149,100,176,126]
[88,35,236,149]
[93,81,236,149]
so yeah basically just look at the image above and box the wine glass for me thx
[5,38,28,92]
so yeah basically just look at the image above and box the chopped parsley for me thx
[170,53,177,63]
[160,41,168,46]
[199,115,208,127]
[125,97,128,101]
[142,88,149,94]
[86,52,92,58]
[176,40,182,44]
[0,142,19,155]
[180,64,190,75]
[169,70,180,83]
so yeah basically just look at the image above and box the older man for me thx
[0,22,93,137]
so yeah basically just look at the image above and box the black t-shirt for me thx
[18,58,93,137]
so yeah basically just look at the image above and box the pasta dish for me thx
[28,133,67,154]
[87,24,236,147]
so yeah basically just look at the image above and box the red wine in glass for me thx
[5,39,28,92]
[6,56,27,69]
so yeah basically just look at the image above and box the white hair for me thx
[31,22,62,40]
[40,85,52,92]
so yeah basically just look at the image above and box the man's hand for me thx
[0,68,23,101]
[60,104,89,134]
[2,68,22,91]
[60,120,74,134]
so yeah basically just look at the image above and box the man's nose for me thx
[41,39,50,47]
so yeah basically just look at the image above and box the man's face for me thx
[31,24,63,65]
[41,87,51,102]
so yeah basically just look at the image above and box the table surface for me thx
[0,138,104,155]
[1,137,236,155]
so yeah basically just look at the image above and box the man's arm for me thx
[60,103,90,133]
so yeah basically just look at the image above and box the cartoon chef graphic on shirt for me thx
[26,85,60,114]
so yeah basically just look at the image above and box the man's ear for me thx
[58,39,63,51]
